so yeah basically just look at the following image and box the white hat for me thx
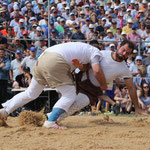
[13,4,19,10]
[130,0,135,3]
[109,43,115,47]
[142,0,147,3]
[19,19,24,23]
[127,18,133,23]
[105,11,110,15]
[36,26,42,31]
[65,6,70,10]
[127,9,131,12]
[121,31,127,35]
[102,17,107,21]
[147,43,150,47]
[114,6,119,10]
[148,2,150,6]
[62,1,66,4]
[89,24,95,28]
[139,10,143,13]
[133,49,138,53]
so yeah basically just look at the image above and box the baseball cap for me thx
[107,29,112,33]
[51,28,56,33]
[30,47,36,51]
[127,19,133,23]
[135,55,142,60]
[36,26,42,31]
[50,21,54,25]
[102,17,107,21]
[15,50,22,54]
[2,2,7,6]
[132,24,137,29]
[19,19,24,23]
[13,5,19,10]
[65,7,70,10]
[22,31,28,35]
[97,15,103,19]
[86,17,91,21]
[85,5,90,8]
[136,14,140,18]
[70,12,74,16]
[33,24,37,27]
[127,9,131,12]
[30,17,36,21]
[109,43,115,47]
[133,49,138,53]
[121,31,127,35]
[25,1,29,5]
[89,24,94,28]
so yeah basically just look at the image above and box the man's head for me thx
[89,40,100,50]
[15,49,22,59]
[0,47,5,58]
[116,40,135,61]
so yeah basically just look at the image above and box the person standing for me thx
[0,48,11,108]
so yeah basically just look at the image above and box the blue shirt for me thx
[0,57,11,80]
[141,96,150,106]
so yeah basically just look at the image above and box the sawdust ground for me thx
[0,114,150,150]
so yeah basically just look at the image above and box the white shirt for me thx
[44,42,101,71]
[82,51,132,86]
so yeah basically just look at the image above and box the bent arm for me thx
[91,64,107,90]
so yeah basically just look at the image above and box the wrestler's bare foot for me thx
[0,108,8,120]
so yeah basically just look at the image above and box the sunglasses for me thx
[143,86,149,89]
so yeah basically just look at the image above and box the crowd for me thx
[0,0,150,115]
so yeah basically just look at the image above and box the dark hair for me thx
[23,66,30,72]
[119,84,127,91]
[89,39,99,45]
[141,82,150,97]
[120,40,135,51]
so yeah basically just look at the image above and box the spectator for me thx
[86,24,95,40]
[5,26,15,45]
[109,43,116,51]
[137,22,146,40]
[122,19,133,35]
[71,25,86,40]
[62,7,70,20]
[0,48,11,108]
[147,64,150,75]
[81,17,91,37]
[9,50,22,84]
[143,49,150,67]
[127,24,141,48]
[8,37,25,52]
[114,84,132,114]
[56,18,66,34]
[135,65,150,92]
[138,82,150,113]
[0,33,7,48]
[103,29,116,50]
[129,55,143,84]
[13,66,32,89]
[123,9,133,22]
[66,12,78,27]
[19,46,37,75]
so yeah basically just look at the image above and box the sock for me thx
[48,108,65,121]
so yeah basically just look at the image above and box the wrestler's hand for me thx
[135,108,148,116]
[72,59,83,70]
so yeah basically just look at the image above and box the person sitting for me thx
[138,82,150,113]
[13,66,32,89]
[114,84,132,114]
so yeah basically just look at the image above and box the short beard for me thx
[116,52,124,61]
